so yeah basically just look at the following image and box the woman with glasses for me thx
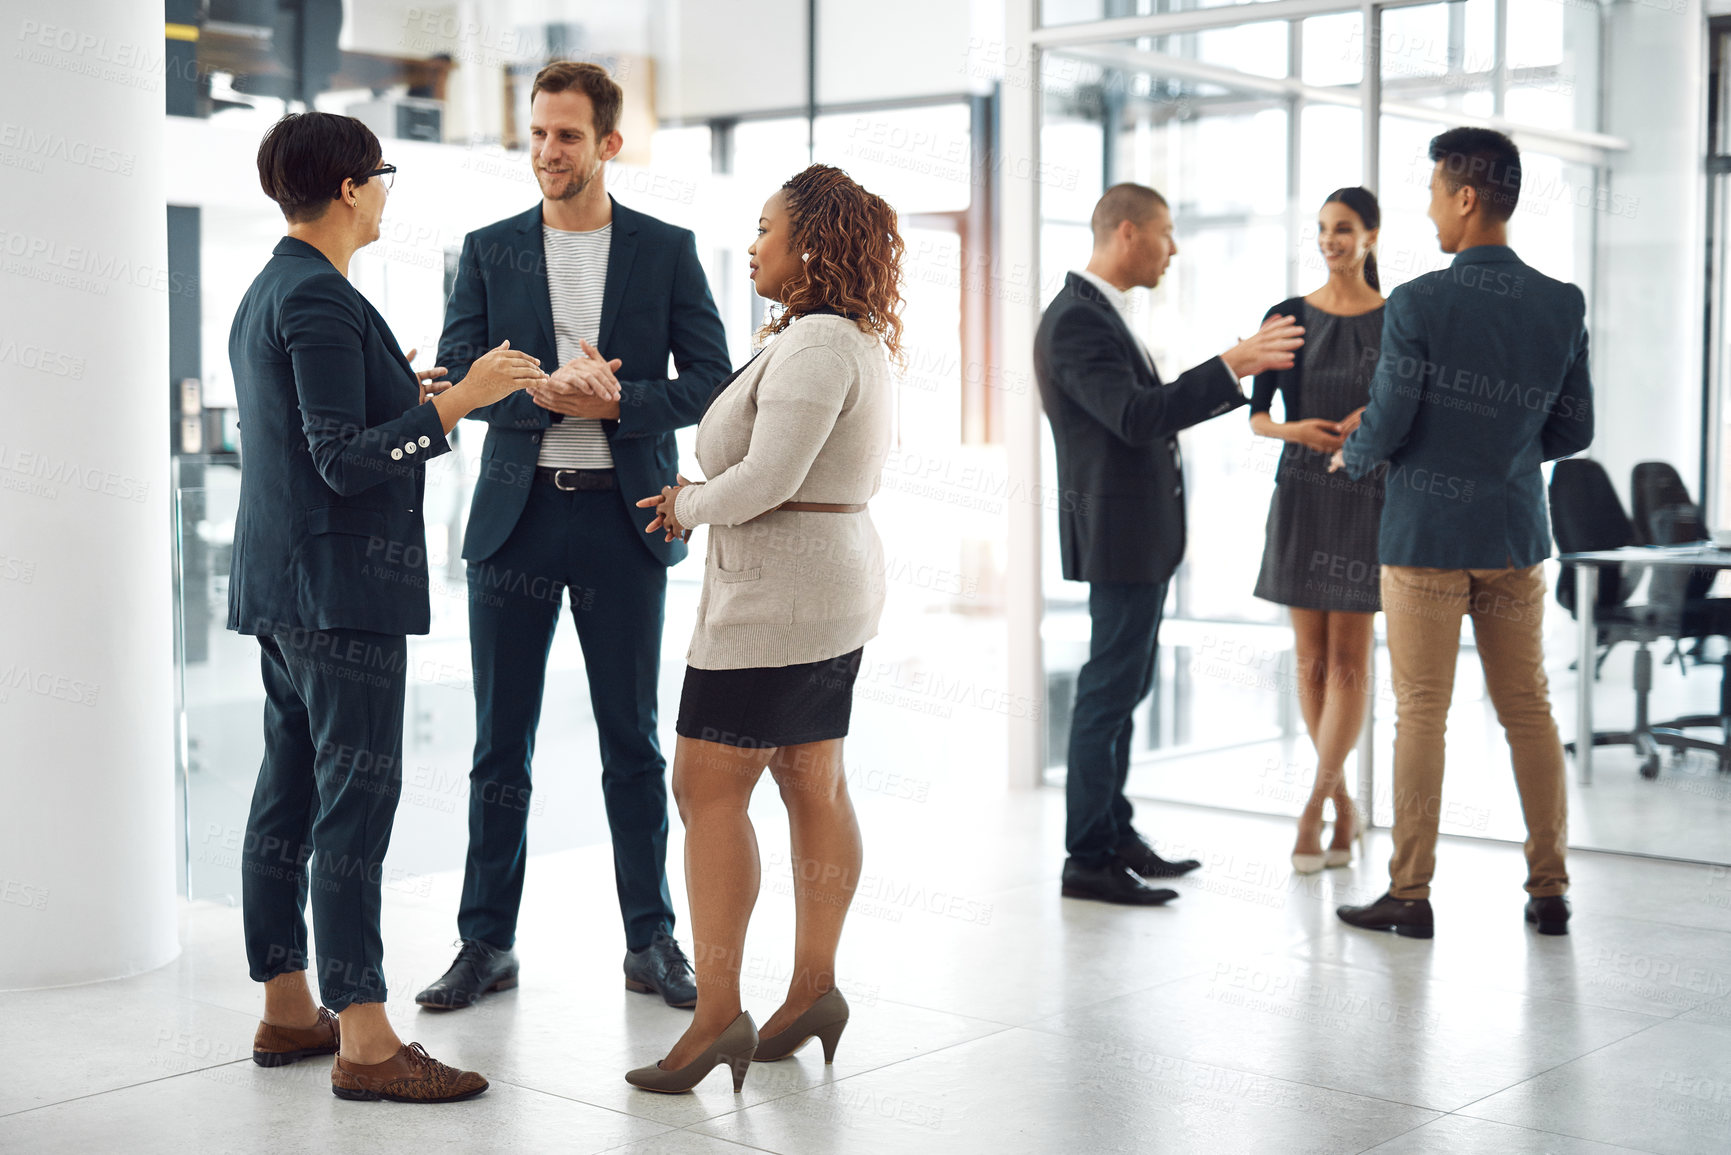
[626,164,903,1094]
[230,111,544,1103]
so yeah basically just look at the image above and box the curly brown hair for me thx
[757,164,906,368]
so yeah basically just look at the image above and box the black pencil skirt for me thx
[675,647,864,748]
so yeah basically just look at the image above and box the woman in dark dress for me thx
[1250,188,1386,875]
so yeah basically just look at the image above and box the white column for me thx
[0,1,177,987]
[1002,0,1046,789]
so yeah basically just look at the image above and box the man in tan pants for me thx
[1329,127,1593,939]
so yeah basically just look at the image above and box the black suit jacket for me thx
[1034,273,1247,584]
[227,237,451,636]
[436,198,731,564]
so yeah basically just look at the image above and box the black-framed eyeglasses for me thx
[360,163,396,190]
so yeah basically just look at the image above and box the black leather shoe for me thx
[624,931,698,1008]
[1336,892,1434,938]
[1525,894,1571,935]
[1061,860,1179,905]
[1114,833,1201,879]
[415,939,519,1010]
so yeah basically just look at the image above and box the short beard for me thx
[542,160,600,202]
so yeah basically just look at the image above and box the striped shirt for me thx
[538,222,614,469]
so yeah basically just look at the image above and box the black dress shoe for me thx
[415,939,519,1010]
[1525,894,1571,935]
[1336,892,1434,939]
[1061,860,1179,906]
[1114,833,1201,879]
[624,930,698,1008]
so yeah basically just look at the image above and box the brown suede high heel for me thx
[625,1012,759,1094]
[752,988,849,1063]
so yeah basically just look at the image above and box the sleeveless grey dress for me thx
[1253,304,1386,613]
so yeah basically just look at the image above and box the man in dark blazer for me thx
[1333,128,1593,940]
[1036,183,1303,905]
[418,63,730,1009]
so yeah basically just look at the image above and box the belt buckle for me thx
[553,469,579,491]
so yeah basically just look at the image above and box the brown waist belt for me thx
[776,501,866,514]
[745,500,866,524]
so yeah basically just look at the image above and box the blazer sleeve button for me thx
[391,448,404,460]
[418,435,431,447]
[405,442,417,454]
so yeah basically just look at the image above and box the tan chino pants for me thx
[1380,564,1570,899]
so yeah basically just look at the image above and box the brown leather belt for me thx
[775,501,866,514]
[744,500,866,525]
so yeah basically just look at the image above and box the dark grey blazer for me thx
[227,237,450,636]
[1340,245,1594,568]
[1034,272,1247,585]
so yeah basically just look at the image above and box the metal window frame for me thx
[1004,0,1625,793]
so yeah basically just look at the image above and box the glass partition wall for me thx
[1019,0,1623,846]
[173,92,1004,904]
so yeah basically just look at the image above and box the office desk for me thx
[1558,545,1731,784]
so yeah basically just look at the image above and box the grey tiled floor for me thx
[2,788,1728,1154]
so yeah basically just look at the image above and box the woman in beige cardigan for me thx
[626,165,904,1094]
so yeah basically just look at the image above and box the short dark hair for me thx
[1427,126,1521,223]
[1091,183,1168,243]
[530,61,623,138]
[256,112,383,223]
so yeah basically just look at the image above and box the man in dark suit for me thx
[1332,128,1593,940]
[418,62,730,1009]
[1036,183,1304,905]
[231,111,541,1100]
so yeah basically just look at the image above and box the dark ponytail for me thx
[1323,186,1381,292]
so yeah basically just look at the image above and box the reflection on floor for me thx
[4,788,1729,1154]
[1123,629,1731,865]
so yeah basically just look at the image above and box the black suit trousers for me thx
[459,481,675,952]
[1065,581,1168,867]
[242,627,406,1011]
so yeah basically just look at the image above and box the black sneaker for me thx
[415,939,519,1010]
[624,930,698,1008]
[1525,894,1571,935]
[1337,892,1435,939]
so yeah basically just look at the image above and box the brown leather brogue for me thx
[330,1042,489,1103]
[251,1007,340,1067]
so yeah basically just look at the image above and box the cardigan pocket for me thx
[715,565,762,584]
[706,563,790,628]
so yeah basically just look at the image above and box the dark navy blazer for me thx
[227,237,451,637]
[1035,272,1247,585]
[1340,245,1594,569]
[436,198,731,564]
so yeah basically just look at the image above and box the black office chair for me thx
[1642,500,1731,773]
[1631,462,1696,546]
[1549,458,1679,779]
[1631,460,1716,668]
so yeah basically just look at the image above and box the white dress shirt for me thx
[1074,269,1240,391]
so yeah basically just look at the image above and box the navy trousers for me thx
[460,480,674,952]
[242,627,406,1011]
[1065,580,1168,868]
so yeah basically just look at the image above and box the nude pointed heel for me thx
[1325,806,1367,868]
[753,988,850,1063]
[624,1012,758,1094]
